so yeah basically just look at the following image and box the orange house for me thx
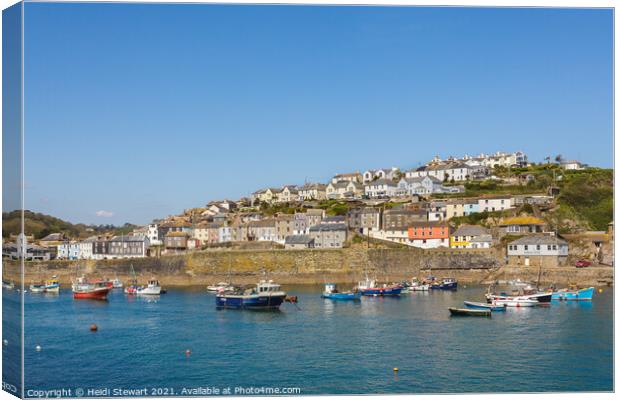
[407,222,450,240]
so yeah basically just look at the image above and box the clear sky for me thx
[21,3,613,225]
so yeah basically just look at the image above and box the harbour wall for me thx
[2,247,613,287]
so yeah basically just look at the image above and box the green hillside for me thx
[2,210,137,239]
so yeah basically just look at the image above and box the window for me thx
[536,245,540,250]
[552,245,557,250]
[524,245,528,250]
[547,245,551,250]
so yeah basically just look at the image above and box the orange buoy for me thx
[90,324,98,332]
[393,367,399,373]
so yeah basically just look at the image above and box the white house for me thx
[218,226,232,243]
[57,242,80,260]
[331,172,362,184]
[478,196,514,212]
[326,181,363,199]
[78,236,98,259]
[507,234,569,266]
[561,160,586,170]
[398,176,444,195]
[147,224,162,246]
[298,183,327,201]
[364,179,398,198]
[277,186,300,203]
[362,168,399,183]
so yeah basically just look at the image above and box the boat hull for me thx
[464,301,506,311]
[137,287,161,295]
[216,293,286,309]
[73,288,111,300]
[493,299,539,307]
[360,287,402,296]
[552,287,595,301]
[321,292,361,300]
[44,284,60,293]
[449,307,491,317]
[430,282,458,290]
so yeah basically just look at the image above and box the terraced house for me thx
[450,225,492,249]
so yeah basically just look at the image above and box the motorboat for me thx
[72,276,111,300]
[44,276,60,293]
[136,279,162,295]
[321,283,361,300]
[216,280,287,310]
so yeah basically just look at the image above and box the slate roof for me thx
[309,223,347,232]
[452,224,489,237]
[285,235,315,245]
[508,234,567,246]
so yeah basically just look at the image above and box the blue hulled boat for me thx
[551,287,595,301]
[321,283,361,300]
[356,277,402,297]
[216,280,287,310]
[430,278,458,290]
[463,301,506,311]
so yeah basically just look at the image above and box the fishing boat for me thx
[2,280,15,290]
[29,282,46,293]
[72,276,111,300]
[486,289,552,304]
[409,277,430,291]
[136,278,162,295]
[321,283,361,300]
[207,282,235,293]
[449,307,491,317]
[430,278,458,290]
[492,297,539,307]
[463,301,506,311]
[44,276,60,293]
[112,276,123,289]
[216,280,287,310]
[551,286,595,301]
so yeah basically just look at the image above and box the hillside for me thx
[2,210,137,240]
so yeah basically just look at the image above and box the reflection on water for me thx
[1,285,613,395]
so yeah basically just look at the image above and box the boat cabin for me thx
[256,280,281,293]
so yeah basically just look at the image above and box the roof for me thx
[366,178,397,187]
[110,234,149,242]
[309,223,348,232]
[323,216,346,223]
[407,221,449,228]
[452,224,489,237]
[499,216,545,226]
[285,235,315,245]
[471,234,493,243]
[384,209,426,216]
[508,234,568,246]
[300,183,326,190]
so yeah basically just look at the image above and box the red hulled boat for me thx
[72,276,112,300]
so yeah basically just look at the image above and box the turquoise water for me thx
[2,285,614,396]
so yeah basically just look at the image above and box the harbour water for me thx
[2,285,613,395]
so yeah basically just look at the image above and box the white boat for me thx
[493,297,539,307]
[356,277,376,291]
[112,278,123,289]
[136,279,161,295]
[29,284,46,293]
[207,282,235,293]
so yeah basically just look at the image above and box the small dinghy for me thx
[449,307,491,317]
[464,301,506,311]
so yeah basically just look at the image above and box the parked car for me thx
[575,260,592,268]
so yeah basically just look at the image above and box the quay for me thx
[3,247,613,287]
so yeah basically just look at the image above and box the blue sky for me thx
[21,3,613,225]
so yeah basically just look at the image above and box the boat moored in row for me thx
[216,280,287,310]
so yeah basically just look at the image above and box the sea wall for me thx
[2,247,613,287]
